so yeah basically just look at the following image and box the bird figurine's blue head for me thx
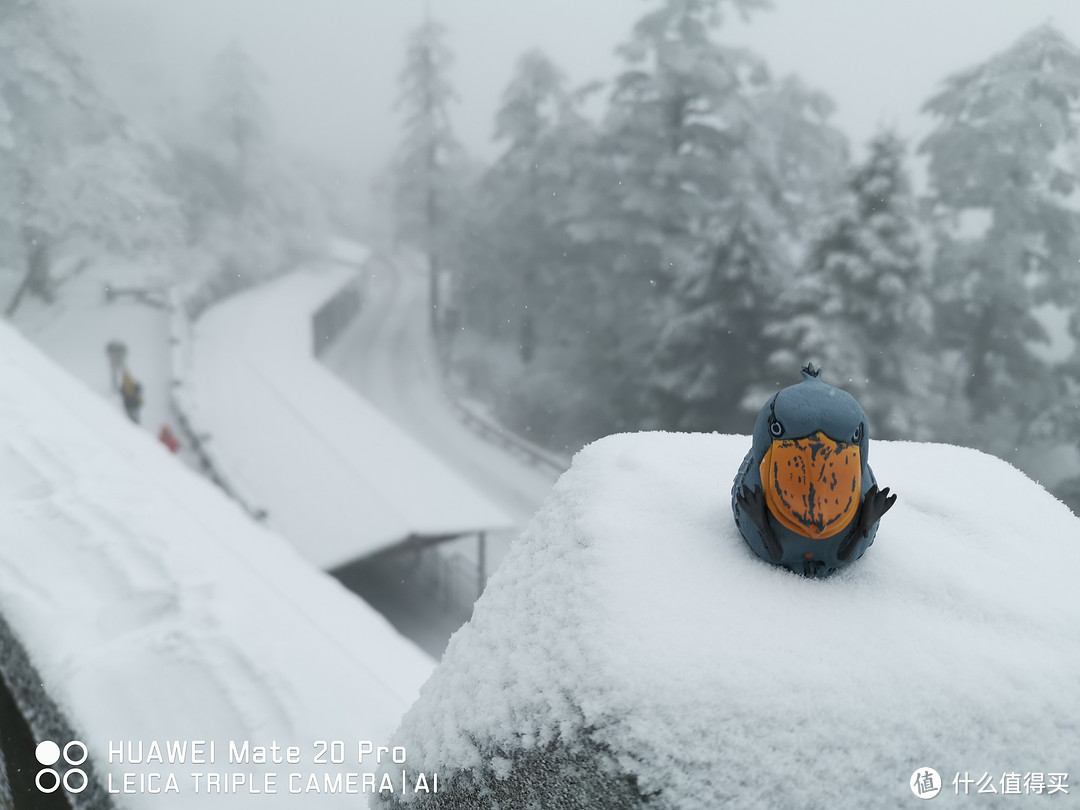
[731,363,896,577]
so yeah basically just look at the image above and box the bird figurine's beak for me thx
[758,431,861,540]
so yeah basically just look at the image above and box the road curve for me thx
[319,251,559,570]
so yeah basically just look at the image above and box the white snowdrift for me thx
[0,318,435,809]
[328,237,371,269]
[187,266,514,570]
[385,431,1080,808]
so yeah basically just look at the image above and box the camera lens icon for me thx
[35,740,88,794]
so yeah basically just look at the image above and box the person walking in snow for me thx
[106,340,127,391]
[120,369,144,424]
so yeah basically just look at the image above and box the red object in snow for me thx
[159,425,181,453]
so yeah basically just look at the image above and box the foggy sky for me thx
[75,1,1080,185]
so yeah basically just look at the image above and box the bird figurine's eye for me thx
[769,419,784,438]
[851,424,862,443]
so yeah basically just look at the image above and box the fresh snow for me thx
[384,431,1080,808]
[328,237,372,269]
[185,265,514,570]
[0,290,434,808]
[12,257,178,441]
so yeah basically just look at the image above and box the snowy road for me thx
[321,252,559,570]
[186,267,512,571]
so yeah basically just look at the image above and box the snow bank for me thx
[187,266,513,569]
[0,318,434,809]
[380,432,1080,809]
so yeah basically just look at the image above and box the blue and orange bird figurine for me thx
[732,363,896,577]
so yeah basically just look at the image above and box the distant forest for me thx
[0,0,333,320]
[389,0,1080,514]
[3,0,1077,515]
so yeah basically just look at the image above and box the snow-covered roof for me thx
[382,431,1080,809]
[186,266,514,569]
[0,319,435,809]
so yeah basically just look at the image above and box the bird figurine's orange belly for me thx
[759,431,861,540]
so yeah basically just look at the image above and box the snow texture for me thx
[187,265,514,569]
[381,431,1080,809]
[0,317,434,809]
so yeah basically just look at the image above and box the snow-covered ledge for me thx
[377,432,1080,809]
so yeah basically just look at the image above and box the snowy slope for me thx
[186,266,514,570]
[380,432,1080,809]
[12,257,177,439]
[0,318,435,809]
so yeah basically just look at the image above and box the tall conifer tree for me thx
[394,12,460,331]
[769,131,934,438]
[920,23,1080,450]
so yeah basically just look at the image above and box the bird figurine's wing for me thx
[736,483,784,563]
[838,485,897,562]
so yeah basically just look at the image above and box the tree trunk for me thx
[964,303,998,419]
[5,227,52,318]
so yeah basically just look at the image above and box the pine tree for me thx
[602,0,770,290]
[0,0,95,306]
[596,0,849,432]
[919,23,1080,451]
[393,13,461,332]
[203,39,271,217]
[563,0,776,432]
[181,40,324,287]
[768,131,935,439]
[480,50,584,360]
[650,206,788,432]
[445,52,609,448]
[750,75,849,245]
[1033,314,1080,514]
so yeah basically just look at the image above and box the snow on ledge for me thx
[379,431,1080,809]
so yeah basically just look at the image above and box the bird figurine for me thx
[732,363,896,577]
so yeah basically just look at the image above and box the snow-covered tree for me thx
[462,50,588,358]
[203,40,270,217]
[446,0,854,443]
[444,52,612,448]
[768,131,935,439]
[601,0,769,286]
[393,13,461,329]
[0,0,87,253]
[750,75,849,243]
[575,0,847,433]
[650,207,788,432]
[919,23,1080,449]
[172,39,326,293]
[553,0,777,433]
[0,0,182,314]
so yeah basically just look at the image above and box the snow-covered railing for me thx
[442,383,571,476]
[312,274,363,357]
[167,258,373,530]
[167,287,270,522]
